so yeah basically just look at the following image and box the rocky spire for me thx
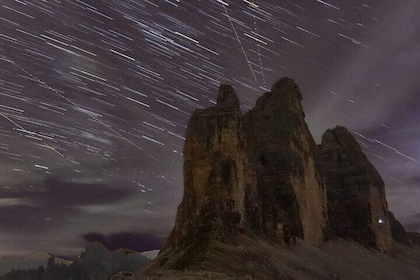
[143,78,414,279]
[243,77,328,245]
[320,126,393,252]
[217,84,240,107]
[163,84,259,252]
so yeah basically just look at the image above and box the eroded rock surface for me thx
[320,126,393,252]
[243,77,327,245]
[150,78,405,278]
[163,84,259,252]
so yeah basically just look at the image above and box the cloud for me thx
[0,198,30,207]
[0,173,176,257]
[39,176,132,207]
[404,176,420,187]
[0,176,135,232]
[305,1,420,141]
[0,205,73,232]
[82,232,166,252]
[3,175,133,207]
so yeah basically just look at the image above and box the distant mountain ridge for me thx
[0,242,150,279]
[143,78,420,279]
[71,241,148,280]
[0,252,71,276]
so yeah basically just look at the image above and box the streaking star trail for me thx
[0,0,419,257]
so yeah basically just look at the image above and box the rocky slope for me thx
[141,236,420,280]
[143,78,415,279]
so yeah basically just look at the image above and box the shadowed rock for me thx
[243,77,327,245]
[320,126,393,252]
[145,78,408,279]
[163,84,259,255]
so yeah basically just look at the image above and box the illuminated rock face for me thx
[164,84,260,250]
[320,126,393,252]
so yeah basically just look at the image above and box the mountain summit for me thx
[320,126,393,251]
[243,77,327,246]
[143,78,418,279]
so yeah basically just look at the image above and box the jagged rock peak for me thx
[243,77,327,246]
[322,125,357,145]
[253,77,305,120]
[322,126,364,156]
[320,126,393,252]
[323,126,360,148]
[145,78,412,279]
[217,83,239,107]
[321,126,385,191]
[271,77,302,101]
[161,82,257,254]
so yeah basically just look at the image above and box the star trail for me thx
[0,0,419,257]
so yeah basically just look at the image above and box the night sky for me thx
[0,0,419,257]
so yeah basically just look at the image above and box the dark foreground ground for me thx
[134,235,420,280]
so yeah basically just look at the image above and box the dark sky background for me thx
[0,0,419,258]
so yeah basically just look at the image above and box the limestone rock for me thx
[163,84,259,252]
[320,126,393,252]
[152,78,400,278]
[243,77,328,245]
[164,78,329,254]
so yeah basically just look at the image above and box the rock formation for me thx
[243,77,327,245]
[149,78,408,278]
[164,84,260,251]
[163,78,328,253]
[319,126,393,252]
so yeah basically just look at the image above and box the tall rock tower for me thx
[243,77,328,245]
[320,126,393,252]
[147,78,400,278]
[164,84,260,250]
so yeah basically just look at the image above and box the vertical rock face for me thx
[161,78,397,263]
[320,126,393,252]
[243,77,327,246]
[164,84,259,250]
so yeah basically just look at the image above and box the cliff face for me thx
[164,84,260,250]
[158,78,400,273]
[320,126,393,252]
[243,78,327,245]
[164,78,328,251]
